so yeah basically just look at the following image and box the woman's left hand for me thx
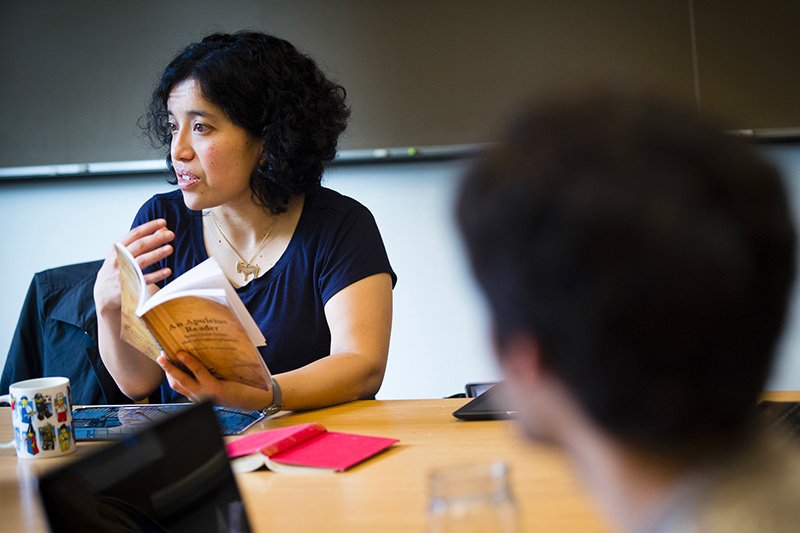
[156,351,272,411]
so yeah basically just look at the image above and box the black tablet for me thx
[452,384,517,421]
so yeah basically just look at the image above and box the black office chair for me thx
[1,260,129,405]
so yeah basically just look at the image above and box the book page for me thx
[262,457,337,474]
[140,296,272,391]
[139,257,265,348]
[115,243,163,360]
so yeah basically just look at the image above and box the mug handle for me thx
[0,394,14,448]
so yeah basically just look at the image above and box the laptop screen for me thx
[72,404,264,439]
[37,400,251,533]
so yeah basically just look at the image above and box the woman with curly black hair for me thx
[94,31,395,412]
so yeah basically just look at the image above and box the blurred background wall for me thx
[2,1,799,398]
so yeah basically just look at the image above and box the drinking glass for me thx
[427,461,519,533]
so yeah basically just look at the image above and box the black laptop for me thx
[452,383,518,420]
[38,400,252,533]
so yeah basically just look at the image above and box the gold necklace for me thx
[210,212,277,282]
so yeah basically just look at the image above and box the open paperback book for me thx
[115,242,273,391]
[226,422,399,474]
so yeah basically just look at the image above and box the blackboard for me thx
[1,1,797,169]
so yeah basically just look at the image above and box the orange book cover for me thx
[115,242,272,392]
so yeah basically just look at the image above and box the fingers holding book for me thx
[157,350,273,412]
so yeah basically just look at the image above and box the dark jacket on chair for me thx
[1,260,129,405]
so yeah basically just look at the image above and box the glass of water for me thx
[427,461,519,533]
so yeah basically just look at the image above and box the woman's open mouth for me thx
[175,169,201,190]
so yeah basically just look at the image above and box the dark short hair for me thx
[142,31,350,213]
[456,90,796,456]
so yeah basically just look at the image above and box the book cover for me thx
[227,423,399,473]
[115,242,272,391]
[117,241,163,360]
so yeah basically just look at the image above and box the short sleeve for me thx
[131,197,160,229]
[317,207,396,304]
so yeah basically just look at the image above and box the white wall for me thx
[0,160,500,400]
[3,146,800,398]
[325,161,500,398]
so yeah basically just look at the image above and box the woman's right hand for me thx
[94,219,175,315]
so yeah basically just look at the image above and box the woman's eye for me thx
[194,123,209,132]
[168,122,178,133]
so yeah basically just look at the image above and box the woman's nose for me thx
[171,128,194,161]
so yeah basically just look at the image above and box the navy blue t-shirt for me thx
[132,188,396,403]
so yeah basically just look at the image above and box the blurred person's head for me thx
[456,90,796,461]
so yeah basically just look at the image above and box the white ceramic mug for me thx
[0,377,76,459]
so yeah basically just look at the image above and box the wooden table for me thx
[3,392,796,532]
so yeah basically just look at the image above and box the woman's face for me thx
[167,78,262,211]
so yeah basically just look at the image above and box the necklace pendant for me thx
[236,261,259,282]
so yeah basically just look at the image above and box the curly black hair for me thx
[142,31,350,213]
